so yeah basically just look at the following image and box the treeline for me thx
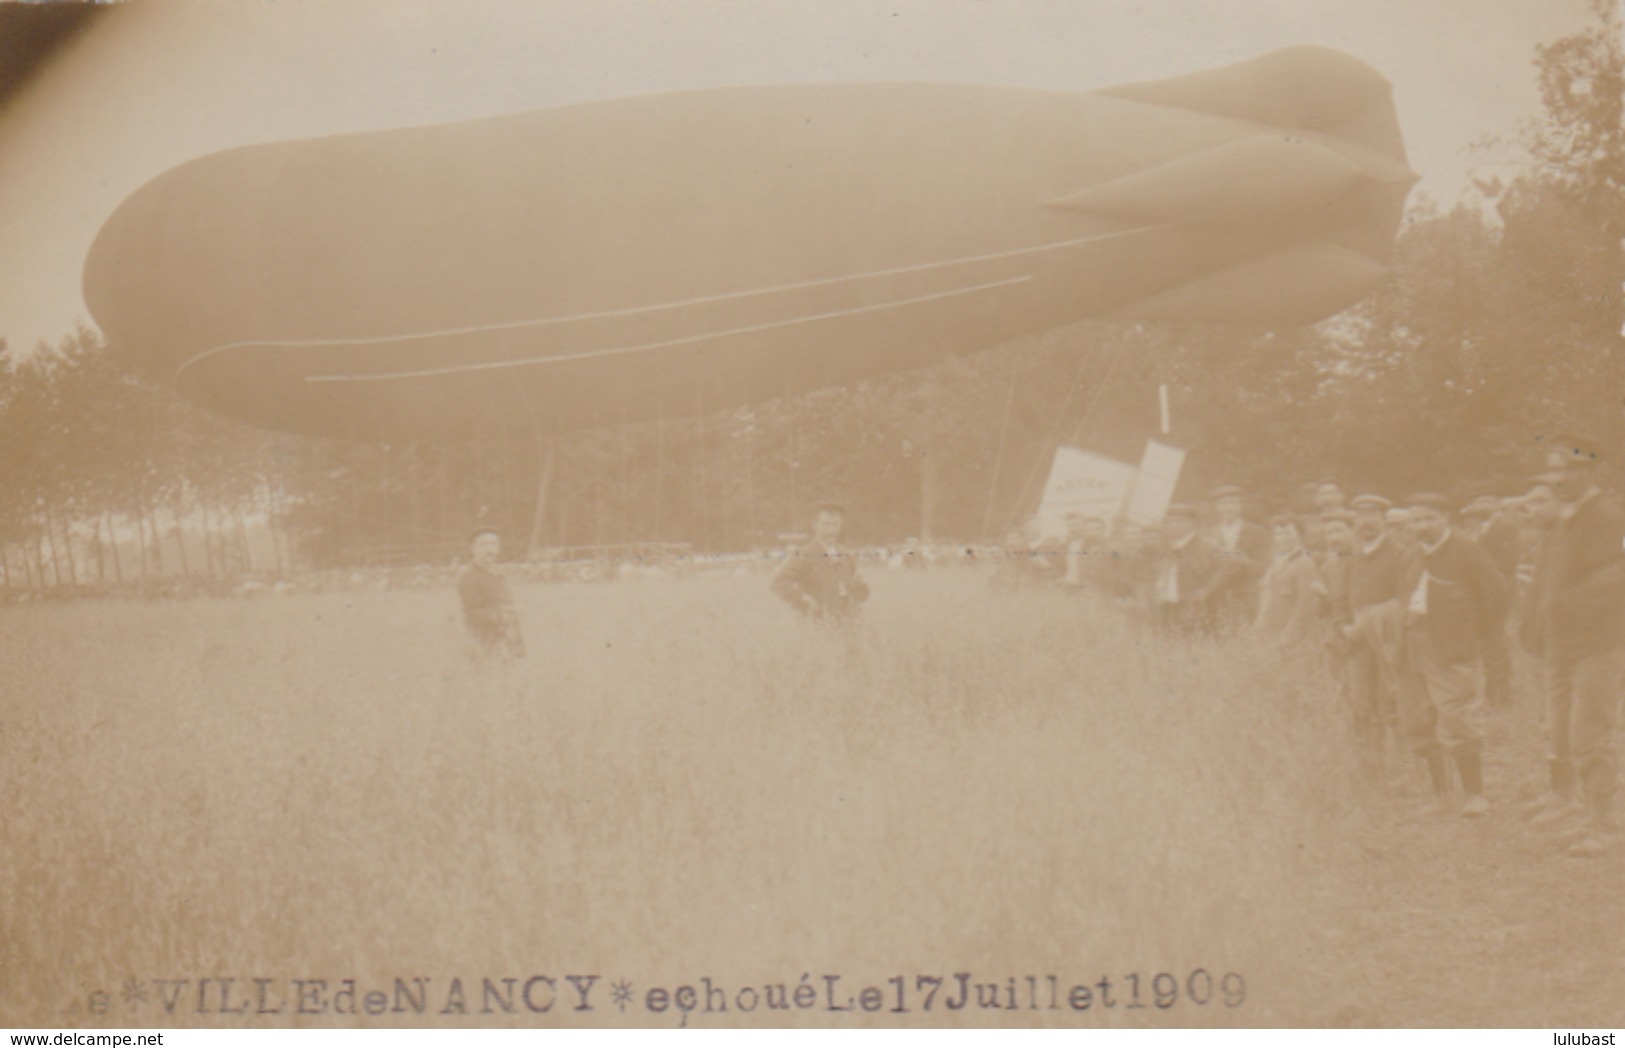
[1,2,1617,590]
[0,328,291,589]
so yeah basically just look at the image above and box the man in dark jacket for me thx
[1338,495,1407,753]
[1396,493,1509,818]
[1460,495,1517,709]
[772,501,870,621]
[1476,497,1526,583]
[1525,438,1625,857]
[1153,503,1221,635]
[1204,484,1272,630]
[457,526,525,661]
[1516,475,1574,825]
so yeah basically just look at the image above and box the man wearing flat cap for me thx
[1153,503,1220,634]
[1478,496,1525,592]
[1255,514,1324,645]
[1203,484,1272,629]
[1384,506,1416,552]
[1317,508,1357,642]
[1395,493,1509,817]
[1350,493,1392,519]
[457,525,526,660]
[1461,496,1498,536]
[1523,435,1625,857]
[1336,494,1407,755]
[1516,474,1569,819]
[1469,498,1519,712]
[1299,480,1347,556]
[772,500,870,621]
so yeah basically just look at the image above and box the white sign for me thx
[1124,439,1187,525]
[1035,446,1138,537]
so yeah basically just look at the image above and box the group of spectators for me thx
[968,440,1623,859]
[463,436,1624,858]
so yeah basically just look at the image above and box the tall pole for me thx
[655,402,665,542]
[696,388,712,554]
[980,359,1020,538]
[524,395,556,561]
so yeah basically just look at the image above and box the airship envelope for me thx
[83,45,1416,441]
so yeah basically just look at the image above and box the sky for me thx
[0,0,1599,353]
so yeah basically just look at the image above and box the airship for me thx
[83,45,1415,442]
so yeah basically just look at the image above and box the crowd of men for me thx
[759,439,1625,860]
[458,436,1625,859]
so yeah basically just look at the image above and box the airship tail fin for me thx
[1098,45,1409,165]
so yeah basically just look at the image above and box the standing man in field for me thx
[1152,503,1220,635]
[458,525,526,661]
[771,501,870,621]
[1111,517,1158,606]
[1396,493,1509,818]
[1523,438,1625,857]
[1254,515,1324,646]
[1517,475,1572,822]
[1385,507,1417,552]
[1204,484,1272,630]
[1339,495,1408,756]
[1515,477,1563,598]
[1299,480,1346,556]
[1317,509,1357,637]
[1462,496,1516,709]
[1062,513,1112,592]
[1315,481,1348,514]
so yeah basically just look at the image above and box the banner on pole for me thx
[1125,439,1186,525]
[1035,446,1138,538]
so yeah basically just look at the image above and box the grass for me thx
[2,568,1619,1028]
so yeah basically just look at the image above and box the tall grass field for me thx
[4,569,1621,1027]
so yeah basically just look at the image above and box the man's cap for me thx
[1316,479,1343,491]
[1545,433,1607,466]
[810,499,847,516]
[1320,509,1356,526]
[1406,492,1453,514]
[1350,494,1392,512]
[1268,513,1302,529]
[1209,484,1245,500]
[1165,503,1197,520]
[1385,507,1410,523]
[468,525,501,543]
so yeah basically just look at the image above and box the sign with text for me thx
[1036,446,1138,537]
[1125,440,1187,525]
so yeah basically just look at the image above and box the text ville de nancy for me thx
[94,970,1246,1018]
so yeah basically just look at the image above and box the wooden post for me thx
[980,359,1020,538]
[526,438,556,561]
[744,411,758,551]
[920,444,940,543]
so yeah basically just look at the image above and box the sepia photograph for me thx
[1,0,1622,1032]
